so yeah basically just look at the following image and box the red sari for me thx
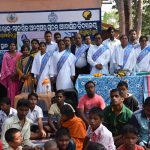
[0,51,21,106]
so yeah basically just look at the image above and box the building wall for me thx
[0,0,101,12]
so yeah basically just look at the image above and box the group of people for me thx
[0,27,150,150]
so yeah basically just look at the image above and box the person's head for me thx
[31,39,39,50]
[0,97,11,113]
[84,35,92,45]
[55,127,71,150]
[21,45,30,56]
[23,39,30,47]
[143,97,150,118]
[121,125,138,148]
[60,104,74,122]
[94,33,102,46]
[17,98,30,120]
[9,41,17,52]
[28,93,38,109]
[64,37,71,48]
[107,27,115,38]
[110,89,124,106]
[56,90,66,107]
[120,35,128,46]
[44,140,58,150]
[85,81,96,97]
[58,39,65,52]
[5,128,23,149]
[39,41,47,53]
[75,33,82,46]
[128,29,137,42]
[70,36,75,45]
[89,107,103,131]
[117,81,128,97]
[87,142,106,150]
[139,35,148,48]
[54,32,61,43]
[44,31,52,43]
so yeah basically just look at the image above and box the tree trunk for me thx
[136,0,143,37]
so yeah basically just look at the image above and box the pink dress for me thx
[0,51,21,107]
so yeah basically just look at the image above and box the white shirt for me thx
[75,45,87,68]
[87,124,115,150]
[0,107,17,124]
[46,41,58,54]
[27,105,43,125]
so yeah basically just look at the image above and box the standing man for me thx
[87,33,110,75]
[64,36,72,51]
[71,33,90,79]
[54,32,61,43]
[44,31,58,54]
[84,35,93,47]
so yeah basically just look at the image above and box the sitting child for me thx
[87,142,106,150]
[0,97,17,125]
[44,140,58,150]
[117,81,139,112]
[47,90,75,133]
[26,92,46,139]
[60,105,86,150]
[83,107,115,150]
[5,128,23,150]
[55,127,75,150]
[117,125,144,150]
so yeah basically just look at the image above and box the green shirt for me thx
[103,104,132,136]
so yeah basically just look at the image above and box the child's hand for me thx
[40,129,46,137]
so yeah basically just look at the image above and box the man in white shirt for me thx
[112,35,136,75]
[87,33,110,75]
[44,31,58,54]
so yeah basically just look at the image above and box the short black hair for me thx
[44,140,57,149]
[31,39,39,45]
[89,107,103,119]
[122,124,138,136]
[60,104,74,118]
[87,142,106,150]
[28,92,38,100]
[128,29,137,35]
[143,97,150,107]
[107,27,115,33]
[117,81,128,89]
[58,39,65,45]
[5,128,20,143]
[17,98,30,109]
[44,31,52,35]
[110,88,124,97]
[0,97,11,105]
[21,45,30,52]
[120,34,128,40]
[39,41,46,46]
[94,33,101,38]
[54,32,61,37]
[56,90,66,97]
[55,127,70,139]
[84,34,90,39]
[85,81,95,89]
[139,35,148,42]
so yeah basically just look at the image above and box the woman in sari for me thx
[30,39,40,57]
[17,45,34,93]
[0,41,21,106]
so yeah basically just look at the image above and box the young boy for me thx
[44,140,58,150]
[5,128,23,150]
[117,125,144,150]
[87,142,106,150]
[55,127,75,150]
[47,90,75,132]
[60,104,86,150]
[1,98,40,149]
[83,107,115,150]
[26,92,46,139]
[0,97,17,125]
[117,81,139,112]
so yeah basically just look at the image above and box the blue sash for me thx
[92,45,108,61]
[137,47,150,63]
[75,44,88,63]
[38,52,51,80]
[57,51,70,74]
[120,45,133,69]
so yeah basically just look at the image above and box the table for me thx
[75,75,150,105]
[14,92,55,110]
